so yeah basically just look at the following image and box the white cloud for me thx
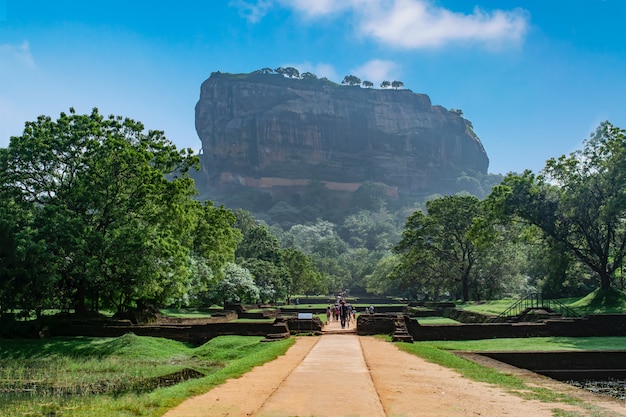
[351,59,399,83]
[0,41,35,69]
[229,0,274,23]
[276,0,358,17]
[270,0,529,50]
[358,0,529,49]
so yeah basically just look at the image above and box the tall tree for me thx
[489,122,626,291]
[281,248,321,302]
[0,108,200,314]
[395,195,491,301]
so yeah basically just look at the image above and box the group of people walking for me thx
[326,299,357,329]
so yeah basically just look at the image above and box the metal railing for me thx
[493,292,580,321]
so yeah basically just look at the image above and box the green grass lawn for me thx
[414,336,626,352]
[455,288,626,317]
[158,308,215,318]
[0,334,293,417]
[455,298,518,315]
[417,316,460,325]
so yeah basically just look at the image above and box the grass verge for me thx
[0,334,294,417]
[395,340,581,405]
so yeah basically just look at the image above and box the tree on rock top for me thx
[342,75,362,86]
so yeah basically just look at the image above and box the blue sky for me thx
[1,0,625,175]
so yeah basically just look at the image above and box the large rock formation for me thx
[195,71,488,196]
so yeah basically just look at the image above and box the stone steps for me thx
[393,315,414,343]
[261,332,291,342]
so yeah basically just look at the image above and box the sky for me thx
[1,0,625,175]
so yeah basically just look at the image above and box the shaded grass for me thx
[570,288,626,315]
[0,334,294,417]
[455,298,517,315]
[456,289,626,317]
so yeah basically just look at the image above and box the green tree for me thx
[340,209,400,251]
[209,263,259,305]
[365,254,399,296]
[0,108,199,314]
[391,80,404,90]
[351,181,389,212]
[283,67,300,79]
[281,248,321,301]
[392,214,453,301]
[239,258,287,304]
[380,80,391,89]
[283,220,347,258]
[0,193,58,317]
[337,248,381,294]
[489,122,626,291]
[234,211,281,264]
[521,227,594,297]
[232,210,288,302]
[342,75,362,86]
[395,195,492,301]
[192,201,241,280]
[181,254,215,307]
[362,80,374,88]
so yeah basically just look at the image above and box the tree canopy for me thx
[488,122,626,291]
[394,195,497,301]
[342,75,362,86]
[0,108,241,315]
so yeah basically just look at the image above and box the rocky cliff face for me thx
[195,71,488,196]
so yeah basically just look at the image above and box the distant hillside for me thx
[194,70,489,203]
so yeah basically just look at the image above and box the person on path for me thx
[345,302,352,328]
[333,304,340,322]
[339,300,350,329]
[326,305,332,324]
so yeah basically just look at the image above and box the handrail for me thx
[493,292,580,321]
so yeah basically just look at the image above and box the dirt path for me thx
[163,321,626,417]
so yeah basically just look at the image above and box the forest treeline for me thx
[1,109,625,318]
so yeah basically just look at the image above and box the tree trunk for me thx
[600,271,612,290]
[74,280,87,314]
[461,268,471,302]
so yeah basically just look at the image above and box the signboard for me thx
[298,313,313,319]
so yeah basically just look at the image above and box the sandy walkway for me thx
[163,321,626,417]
